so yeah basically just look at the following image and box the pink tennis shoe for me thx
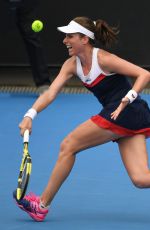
[13,191,49,221]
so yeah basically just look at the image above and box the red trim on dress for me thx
[83,73,106,88]
[91,115,150,137]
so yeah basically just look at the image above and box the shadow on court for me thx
[1,92,150,230]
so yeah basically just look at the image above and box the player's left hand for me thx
[111,97,129,120]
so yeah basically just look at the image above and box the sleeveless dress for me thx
[76,48,150,137]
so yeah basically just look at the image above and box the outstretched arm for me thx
[19,58,76,135]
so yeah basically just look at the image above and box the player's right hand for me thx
[19,117,32,136]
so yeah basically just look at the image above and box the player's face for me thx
[63,33,86,56]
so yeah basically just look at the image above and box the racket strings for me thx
[16,138,32,200]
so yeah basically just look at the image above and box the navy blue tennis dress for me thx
[76,48,150,137]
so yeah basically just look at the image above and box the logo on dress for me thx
[85,78,91,83]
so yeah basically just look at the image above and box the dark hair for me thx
[73,16,119,47]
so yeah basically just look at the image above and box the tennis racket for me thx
[16,129,32,200]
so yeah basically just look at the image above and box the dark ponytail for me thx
[73,16,119,47]
[95,19,119,47]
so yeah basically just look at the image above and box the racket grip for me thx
[23,129,29,143]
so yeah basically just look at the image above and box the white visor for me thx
[57,20,95,40]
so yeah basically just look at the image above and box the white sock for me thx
[39,200,49,210]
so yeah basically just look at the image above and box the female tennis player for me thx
[14,16,150,221]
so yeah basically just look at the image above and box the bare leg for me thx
[41,119,121,206]
[118,134,150,188]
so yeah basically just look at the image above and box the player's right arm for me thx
[33,57,76,112]
[19,57,76,135]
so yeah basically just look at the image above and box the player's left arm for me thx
[99,49,150,93]
[98,50,150,120]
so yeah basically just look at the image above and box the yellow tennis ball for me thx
[31,20,43,32]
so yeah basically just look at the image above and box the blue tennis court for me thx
[1,92,150,230]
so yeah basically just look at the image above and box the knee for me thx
[131,174,148,188]
[59,135,78,157]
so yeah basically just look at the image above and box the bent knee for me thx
[131,174,149,188]
[60,135,79,155]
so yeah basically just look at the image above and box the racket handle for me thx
[23,129,29,143]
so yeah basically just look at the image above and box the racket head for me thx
[16,134,32,200]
